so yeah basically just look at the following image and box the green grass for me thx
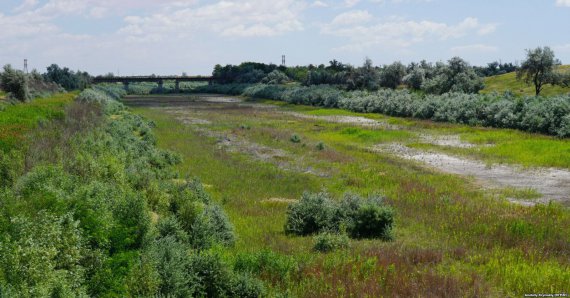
[0,90,6,100]
[0,92,76,152]
[481,65,570,97]
[132,97,570,297]
[269,102,570,169]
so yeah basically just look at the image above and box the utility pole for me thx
[24,59,28,74]
[281,55,286,67]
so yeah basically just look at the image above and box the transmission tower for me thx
[281,55,286,66]
[24,59,28,74]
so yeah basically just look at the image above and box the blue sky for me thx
[1,0,569,75]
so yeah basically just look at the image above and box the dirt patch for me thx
[376,143,570,206]
[418,134,478,148]
[284,112,397,129]
[158,107,329,177]
[261,198,299,204]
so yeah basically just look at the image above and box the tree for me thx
[0,64,30,101]
[421,57,483,94]
[379,62,406,89]
[516,47,561,96]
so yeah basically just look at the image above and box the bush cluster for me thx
[0,86,263,297]
[285,192,394,241]
[211,83,570,137]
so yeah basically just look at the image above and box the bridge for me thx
[93,75,215,92]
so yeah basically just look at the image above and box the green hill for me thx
[481,65,570,96]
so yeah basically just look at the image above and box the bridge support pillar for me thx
[175,80,180,93]
[157,80,164,93]
[123,81,129,91]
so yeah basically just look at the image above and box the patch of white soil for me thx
[376,143,570,206]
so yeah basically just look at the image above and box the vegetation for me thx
[133,93,570,297]
[0,87,264,296]
[517,47,566,96]
[43,64,92,91]
[482,65,570,97]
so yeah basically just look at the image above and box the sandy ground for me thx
[376,143,570,206]
[284,111,398,129]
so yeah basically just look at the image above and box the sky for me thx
[1,0,570,76]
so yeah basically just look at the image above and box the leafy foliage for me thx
[285,192,395,240]
[517,47,563,96]
[0,86,261,296]
[313,232,350,253]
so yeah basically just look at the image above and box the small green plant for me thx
[239,124,251,130]
[290,134,301,143]
[316,142,325,150]
[313,232,349,253]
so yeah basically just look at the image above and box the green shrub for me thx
[313,232,350,253]
[285,192,395,240]
[229,273,266,298]
[348,203,394,240]
[284,192,338,236]
[0,65,30,102]
[290,134,301,143]
[316,142,325,150]
[190,205,235,249]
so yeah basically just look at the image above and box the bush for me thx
[290,134,301,143]
[190,205,235,249]
[313,232,350,252]
[348,203,394,240]
[0,65,30,102]
[285,192,395,240]
[284,192,339,236]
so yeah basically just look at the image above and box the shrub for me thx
[0,65,30,102]
[285,192,395,240]
[290,134,301,143]
[313,232,350,252]
[316,142,325,150]
[284,192,339,236]
[348,202,394,240]
[190,205,235,249]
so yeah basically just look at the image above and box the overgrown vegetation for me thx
[0,87,264,296]
[285,192,394,240]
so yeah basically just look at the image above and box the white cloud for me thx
[330,10,373,26]
[311,1,329,7]
[451,44,498,54]
[556,0,570,7]
[119,0,306,39]
[344,0,360,7]
[322,15,497,52]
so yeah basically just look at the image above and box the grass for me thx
[132,96,570,297]
[481,65,570,97]
[0,92,77,152]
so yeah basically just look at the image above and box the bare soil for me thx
[376,143,570,206]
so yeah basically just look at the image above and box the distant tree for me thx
[261,70,290,84]
[379,62,406,89]
[43,64,91,91]
[0,64,30,101]
[516,47,562,96]
[422,57,484,94]
[403,67,426,90]
[350,57,379,90]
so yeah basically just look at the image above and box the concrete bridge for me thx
[93,75,215,92]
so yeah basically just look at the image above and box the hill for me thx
[481,65,570,96]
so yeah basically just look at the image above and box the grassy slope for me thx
[0,92,76,152]
[481,65,570,96]
[133,98,570,297]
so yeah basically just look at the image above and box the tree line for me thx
[212,47,570,96]
[0,64,92,102]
